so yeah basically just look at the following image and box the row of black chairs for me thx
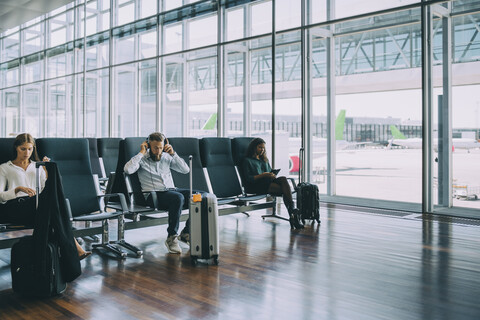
[1,136,283,255]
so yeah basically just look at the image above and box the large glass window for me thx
[83,69,110,137]
[22,53,44,84]
[333,8,423,203]
[188,14,217,49]
[86,32,110,70]
[163,54,185,137]
[225,42,247,137]
[251,1,272,36]
[2,32,20,62]
[0,0,479,217]
[187,48,217,137]
[22,84,43,137]
[46,77,74,137]
[3,88,20,136]
[86,0,111,36]
[113,63,137,136]
[139,59,157,136]
[274,31,302,176]
[23,23,44,56]
[251,36,273,157]
[48,10,74,48]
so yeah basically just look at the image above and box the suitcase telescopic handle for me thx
[299,147,304,184]
[189,155,193,199]
[35,161,46,209]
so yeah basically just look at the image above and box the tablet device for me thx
[271,169,280,175]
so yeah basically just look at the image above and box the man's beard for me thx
[150,150,161,161]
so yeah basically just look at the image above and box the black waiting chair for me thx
[87,138,108,190]
[0,138,18,231]
[231,137,255,190]
[169,137,209,193]
[200,137,268,211]
[36,138,142,258]
[231,137,289,221]
[106,138,160,219]
[98,138,122,178]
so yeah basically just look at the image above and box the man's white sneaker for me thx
[165,235,182,254]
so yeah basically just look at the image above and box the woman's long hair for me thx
[13,133,40,161]
[246,138,269,163]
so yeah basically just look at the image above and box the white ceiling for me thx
[0,0,73,33]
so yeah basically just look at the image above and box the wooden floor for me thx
[1,204,480,320]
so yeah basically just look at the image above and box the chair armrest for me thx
[287,177,297,191]
[64,198,73,221]
[99,193,129,213]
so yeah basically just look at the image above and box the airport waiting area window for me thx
[0,0,479,218]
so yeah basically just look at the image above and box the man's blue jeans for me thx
[149,188,206,236]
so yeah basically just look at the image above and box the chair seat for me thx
[107,202,157,214]
[73,211,123,222]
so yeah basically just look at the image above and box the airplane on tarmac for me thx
[388,125,480,152]
[288,110,364,173]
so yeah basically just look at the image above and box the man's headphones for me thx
[146,133,169,150]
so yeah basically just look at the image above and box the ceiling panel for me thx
[0,0,73,33]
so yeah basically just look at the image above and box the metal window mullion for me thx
[439,4,453,207]
[135,24,140,136]
[422,4,433,213]
[244,5,251,136]
[156,13,161,132]
[80,3,87,137]
[109,0,114,137]
[327,0,336,195]
[301,0,312,182]
[160,14,167,133]
[182,20,188,137]
[42,18,49,137]
[18,30,24,133]
[218,2,225,137]
[271,0,276,168]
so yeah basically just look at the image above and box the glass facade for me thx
[1,0,480,217]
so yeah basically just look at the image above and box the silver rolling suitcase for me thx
[188,156,219,266]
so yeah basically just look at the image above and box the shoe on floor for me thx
[165,235,182,254]
[79,251,92,261]
[179,231,190,245]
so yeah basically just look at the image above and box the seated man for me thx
[124,132,192,254]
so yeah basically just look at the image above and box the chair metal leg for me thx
[116,216,143,257]
[261,197,289,222]
[91,219,127,259]
[84,221,100,242]
[116,240,143,257]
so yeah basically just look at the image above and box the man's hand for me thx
[163,144,175,155]
[141,141,148,154]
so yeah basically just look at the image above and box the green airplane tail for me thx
[390,125,407,140]
[335,110,346,140]
[202,113,217,130]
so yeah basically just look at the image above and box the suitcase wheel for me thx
[191,257,198,266]
[213,256,219,265]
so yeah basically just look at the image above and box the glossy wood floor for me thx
[1,204,480,320]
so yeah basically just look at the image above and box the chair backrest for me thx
[169,137,209,192]
[200,137,243,198]
[0,138,15,165]
[123,137,150,206]
[231,137,254,186]
[97,138,122,176]
[87,138,104,178]
[36,138,100,217]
